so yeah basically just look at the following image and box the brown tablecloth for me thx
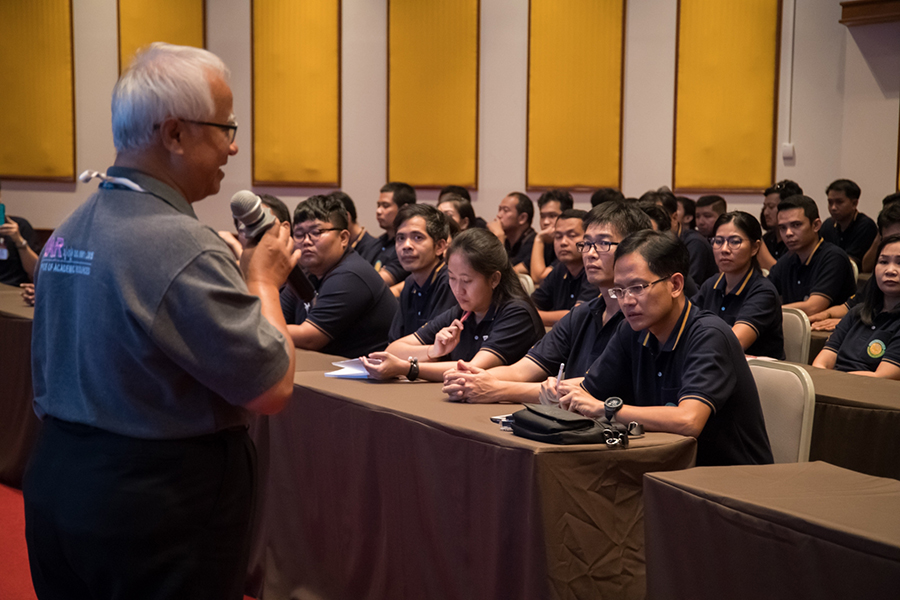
[644,462,900,600]
[249,370,697,600]
[799,364,900,480]
[0,284,39,489]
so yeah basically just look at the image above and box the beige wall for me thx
[2,0,898,234]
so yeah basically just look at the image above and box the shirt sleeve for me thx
[733,282,782,339]
[306,270,377,339]
[685,235,716,285]
[279,285,306,325]
[848,217,879,263]
[526,311,574,375]
[478,301,543,365]
[693,277,713,310]
[677,323,739,415]
[767,257,786,297]
[824,308,856,353]
[413,306,459,345]
[581,319,633,402]
[881,321,900,368]
[150,250,290,407]
[379,252,408,284]
[809,248,855,303]
[530,268,556,310]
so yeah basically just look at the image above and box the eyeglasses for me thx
[183,119,238,144]
[294,228,342,242]
[609,276,670,300]
[576,240,619,254]
[711,236,745,249]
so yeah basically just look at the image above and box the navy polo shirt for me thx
[531,263,598,311]
[359,232,408,283]
[763,230,787,262]
[351,228,380,259]
[694,269,785,359]
[681,227,717,286]
[506,227,536,271]
[820,212,878,266]
[526,295,623,379]
[767,239,856,306]
[414,298,544,364]
[582,301,773,467]
[281,250,398,358]
[824,305,900,373]
[388,262,457,342]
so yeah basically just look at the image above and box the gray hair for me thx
[111,43,230,152]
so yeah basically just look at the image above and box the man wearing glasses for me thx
[555,230,773,467]
[441,203,650,404]
[26,44,297,598]
[282,195,398,358]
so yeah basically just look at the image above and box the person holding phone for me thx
[0,184,41,285]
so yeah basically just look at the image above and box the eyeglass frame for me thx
[575,240,619,254]
[710,235,746,249]
[182,119,239,144]
[609,275,671,300]
[293,227,344,242]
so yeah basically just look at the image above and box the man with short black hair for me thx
[695,195,727,238]
[359,182,416,286]
[590,187,625,207]
[530,189,574,284]
[488,191,535,274]
[442,202,651,404]
[531,209,597,326]
[820,179,877,268]
[555,230,773,467]
[388,204,457,341]
[283,195,397,357]
[767,195,856,316]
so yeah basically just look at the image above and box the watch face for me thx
[605,397,623,411]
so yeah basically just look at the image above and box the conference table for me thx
[0,283,39,489]
[248,355,698,600]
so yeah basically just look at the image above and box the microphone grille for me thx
[230,190,261,219]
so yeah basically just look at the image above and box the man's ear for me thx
[517,211,529,226]
[339,228,351,250]
[812,217,822,233]
[158,118,186,155]
[669,272,685,297]
[435,238,449,258]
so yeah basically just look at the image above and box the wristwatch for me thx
[407,357,419,381]
[15,239,28,249]
[604,396,624,421]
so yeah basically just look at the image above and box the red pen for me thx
[460,311,472,323]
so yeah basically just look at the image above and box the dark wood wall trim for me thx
[840,0,900,26]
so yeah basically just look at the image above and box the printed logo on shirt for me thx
[374,260,383,272]
[39,236,94,276]
[867,339,886,359]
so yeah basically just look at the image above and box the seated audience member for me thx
[437,193,478,231]
[531,209,598,326]
[695,212,784,359]
[530,189,574,284]
[820,179,877,269]
[362,228,544,382]
[767,195,857,316]
[637,201,700,299]
[811,200,900,330]
[695,195,727,239]
[759,180,803,270]
[553,230,774,467]
[487,192,536,274]
[282,195,398,357]
[0,213,40,285]
[359,181,416,286]
[439,185,488,228]
[388,204,457,341]
[676,196,696,230]
[643,190,716,287]
[441,202,652,403]
[861,192,900,273]
[812,234,900,379]
[331,190,380,257]
[590,187,625,207]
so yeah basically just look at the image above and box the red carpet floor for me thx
[0,484,37,600]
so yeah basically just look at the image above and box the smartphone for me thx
[0,203,6,224]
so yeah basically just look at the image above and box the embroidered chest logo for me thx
[867,339,886,359]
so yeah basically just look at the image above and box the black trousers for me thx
[23,418,257,600]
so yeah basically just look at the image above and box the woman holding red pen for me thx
[362,228,544,383]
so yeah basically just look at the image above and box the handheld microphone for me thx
[230,190,316,302]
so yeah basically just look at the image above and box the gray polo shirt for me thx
[31,167,289,439]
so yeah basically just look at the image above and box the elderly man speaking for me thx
[24,44,298,599]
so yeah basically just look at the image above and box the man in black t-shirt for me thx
[820,179,877,269]
[358,182,416,286]
[487,192,535,274]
